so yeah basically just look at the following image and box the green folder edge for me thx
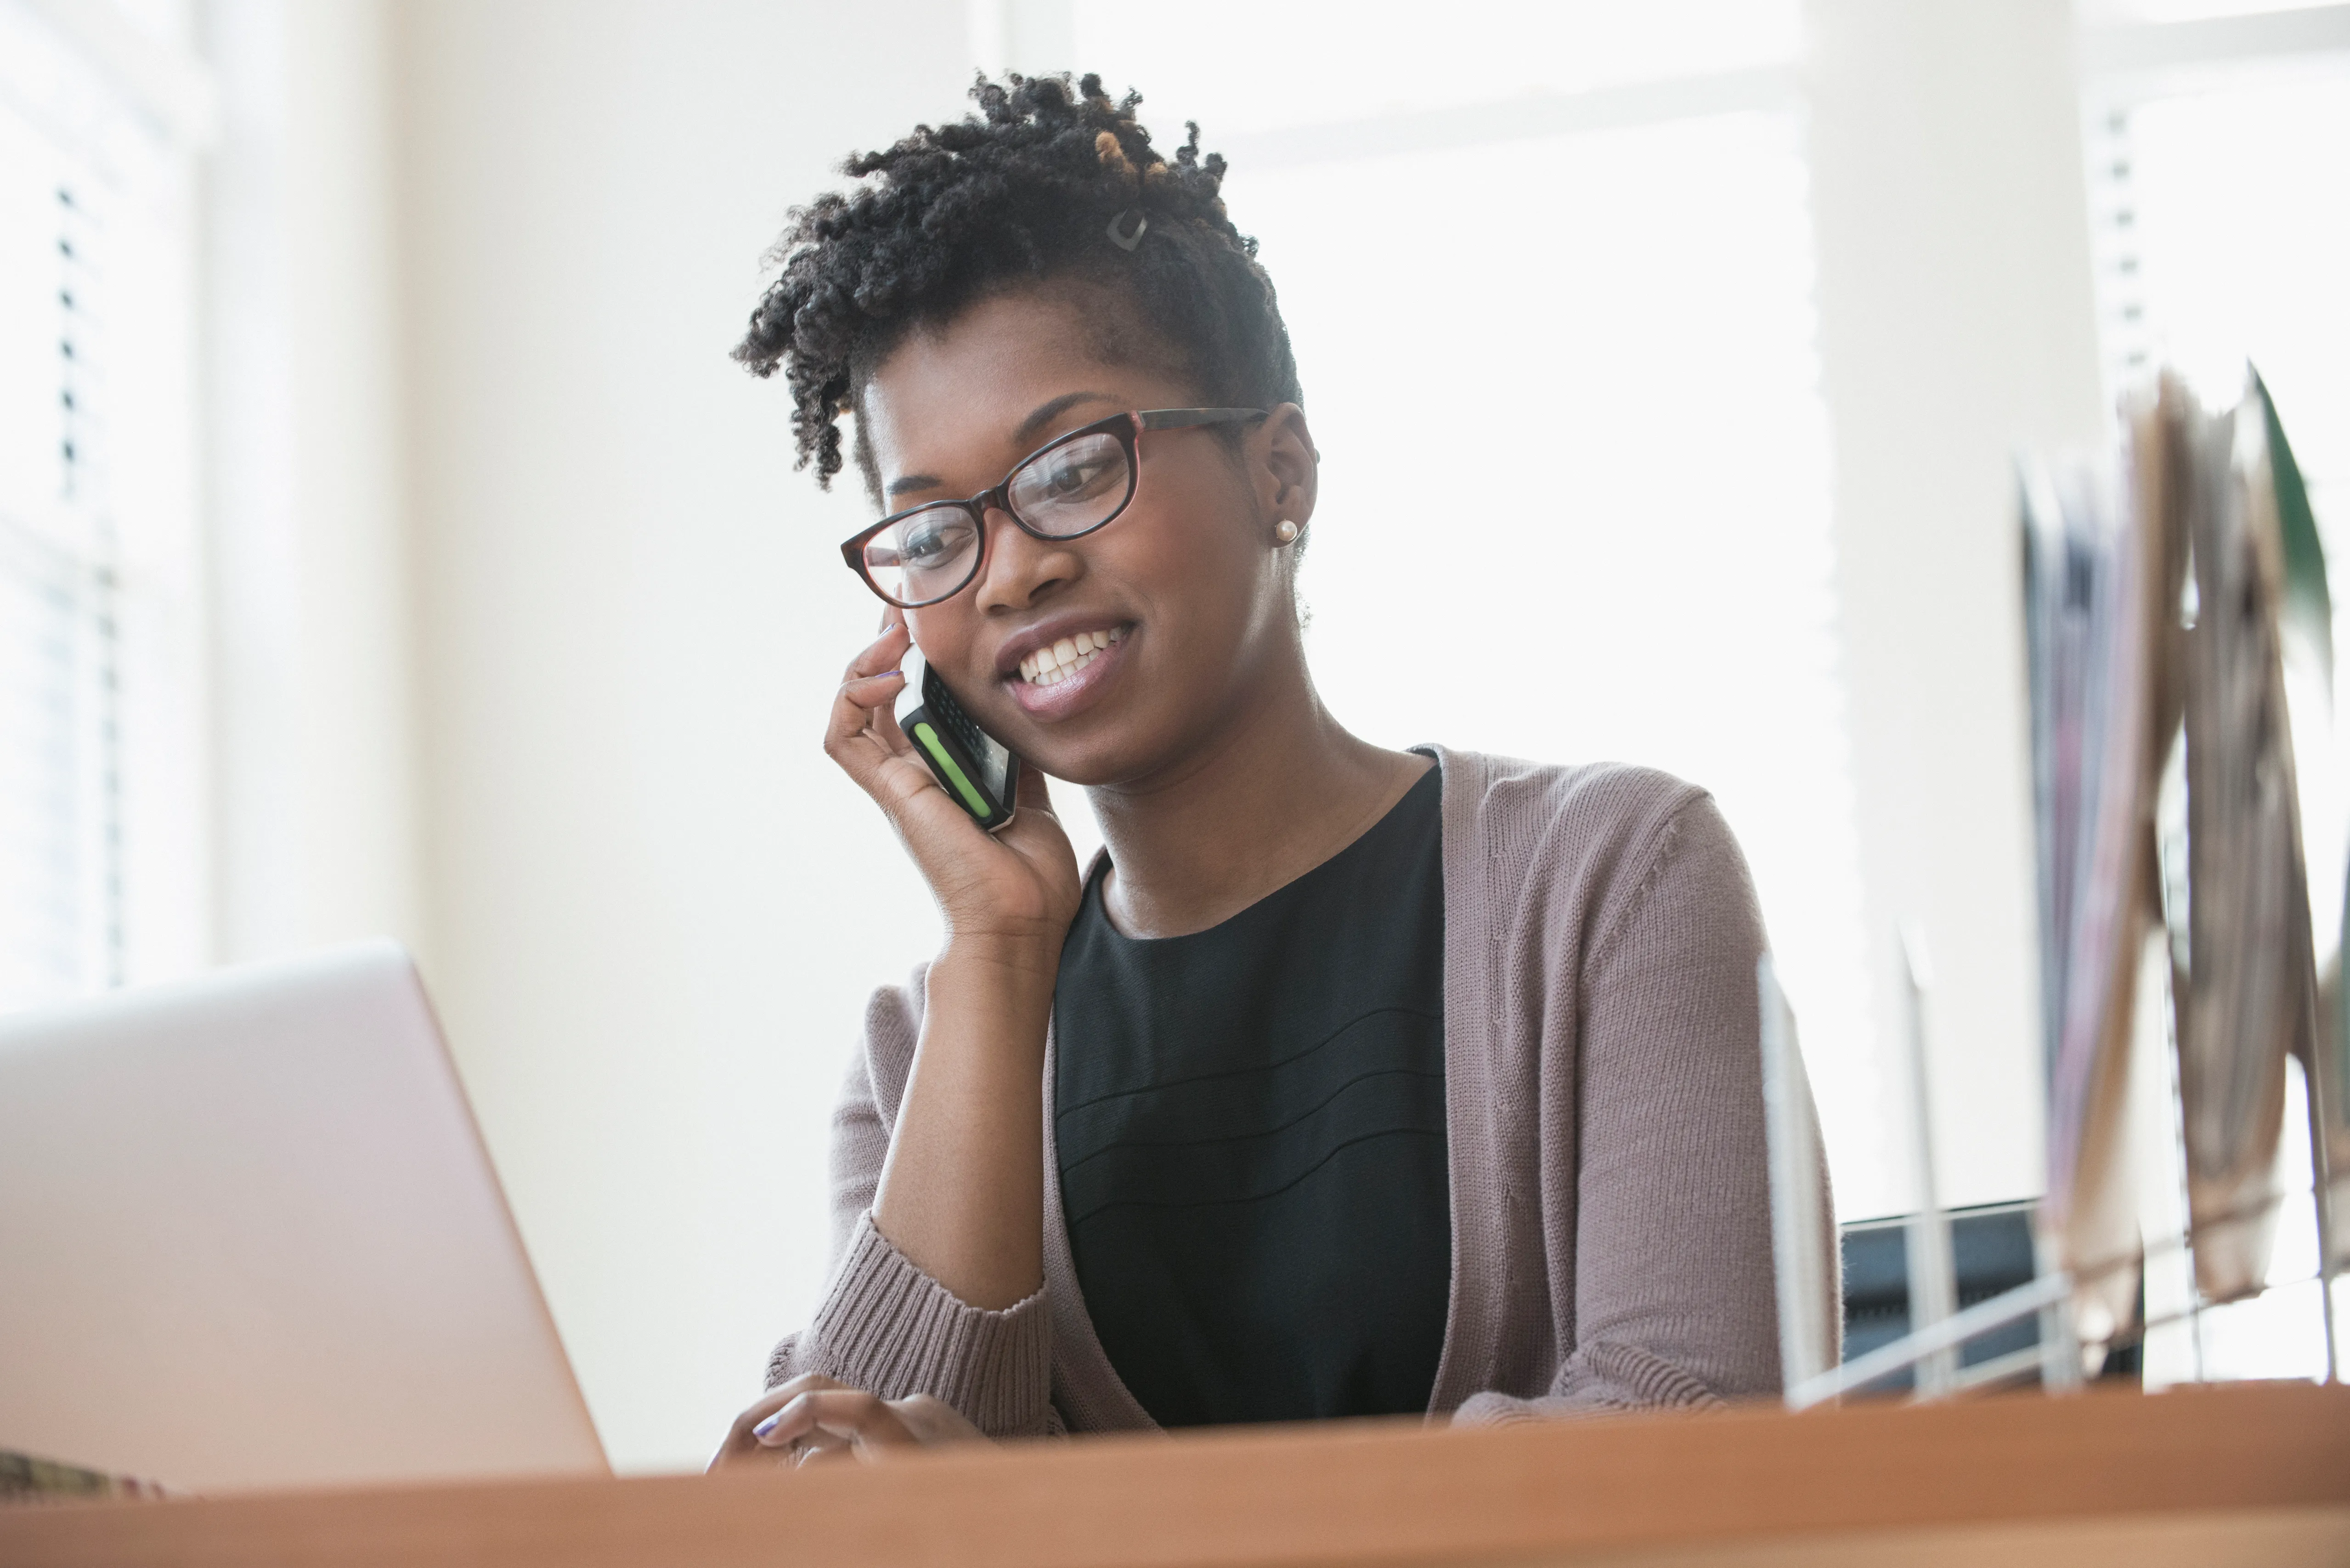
[2272,370,2350,1244]
[2257,368,2330,684]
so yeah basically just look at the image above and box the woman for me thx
[710,73,1824,1468]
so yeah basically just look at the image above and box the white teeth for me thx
[1018,626,1127,687]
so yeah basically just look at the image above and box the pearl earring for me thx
[1274,519,1300,544]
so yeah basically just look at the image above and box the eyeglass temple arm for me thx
[1136,407,1267,431]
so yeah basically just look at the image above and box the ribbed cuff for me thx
[1452,1343,1725,1425]
[771,1211,1052,1438]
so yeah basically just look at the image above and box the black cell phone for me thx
[894,646,1020,832]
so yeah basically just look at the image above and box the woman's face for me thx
[861,288,1314,789]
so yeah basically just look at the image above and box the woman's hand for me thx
[707,1374,986,1472]
[826,617,1082,951]
[826,615,1065,1310]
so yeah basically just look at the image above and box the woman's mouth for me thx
[1017,623,1127,687]
[1006,622,1132,718]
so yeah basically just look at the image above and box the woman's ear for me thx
[1260,403,1318,539]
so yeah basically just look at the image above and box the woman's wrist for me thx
[920,935,1062,1077]
[932,928,1065,990]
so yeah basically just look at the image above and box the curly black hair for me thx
[732,72,1302,500]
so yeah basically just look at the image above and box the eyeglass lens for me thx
[862,428,1134,605]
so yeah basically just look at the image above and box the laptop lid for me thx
[0,941,607,1493]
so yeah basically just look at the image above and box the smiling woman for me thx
[708,73,1832,1468]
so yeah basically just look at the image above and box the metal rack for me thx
[1761,948,2342,1408]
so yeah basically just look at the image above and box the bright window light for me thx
[2079,0,2345,23]
[0,0,207,1011]
[2105,74,2350,525]
[1075,0,1800,135]
[1234,120,1868,1180]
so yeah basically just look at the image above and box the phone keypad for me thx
[928,675,1011,787]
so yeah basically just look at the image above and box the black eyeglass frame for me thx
[839,406,1268,609]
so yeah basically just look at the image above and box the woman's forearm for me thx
[869,937,1058,1310]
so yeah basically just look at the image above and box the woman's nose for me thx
[973,507,1079,611]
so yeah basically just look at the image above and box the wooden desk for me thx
[5,1382,2345,1567]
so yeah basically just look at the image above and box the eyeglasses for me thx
[840,407,1267,609]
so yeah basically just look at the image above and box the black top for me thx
[1052,761,1451,1428]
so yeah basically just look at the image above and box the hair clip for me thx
[1106,209,1149,251]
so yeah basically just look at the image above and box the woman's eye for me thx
[1040,455,1114,499]
[1009,432,1127,519]
[901,517,972,565]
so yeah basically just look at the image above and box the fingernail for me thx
[752,1414,781,1440]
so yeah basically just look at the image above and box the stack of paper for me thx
[2027,369,2331,1321]
[2021,396,2179,1351]
[2170,378,2320,1302]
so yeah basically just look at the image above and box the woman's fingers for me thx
[794,1435,855,1468]
[836,621,910,720]
[825,623,998,839]
[825,623,917,791]
[888,1393,986,1446]
[846,618,910,682]
[837,623,911,722]
[856,616,915,749]
[752,1388,918,1452]
[709,1380,984,1472]
[842,668,905,706]
[707,1375,856,1471]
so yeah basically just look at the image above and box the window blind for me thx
[0,0,200,1012]
[0,76,120,1010]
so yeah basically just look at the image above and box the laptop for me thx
[0,942,608,1494]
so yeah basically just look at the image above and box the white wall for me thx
[391,0,968,1471]
[1802,0,2107,1213]
[204,0,424,963]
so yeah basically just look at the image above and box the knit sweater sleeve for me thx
[1457,790,1806,1423]
[763,973,1056,1438]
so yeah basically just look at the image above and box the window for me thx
[0,0,207,1011]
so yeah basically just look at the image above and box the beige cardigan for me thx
[768,746,1830,1433]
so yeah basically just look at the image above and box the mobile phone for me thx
[894,646,1020,832]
